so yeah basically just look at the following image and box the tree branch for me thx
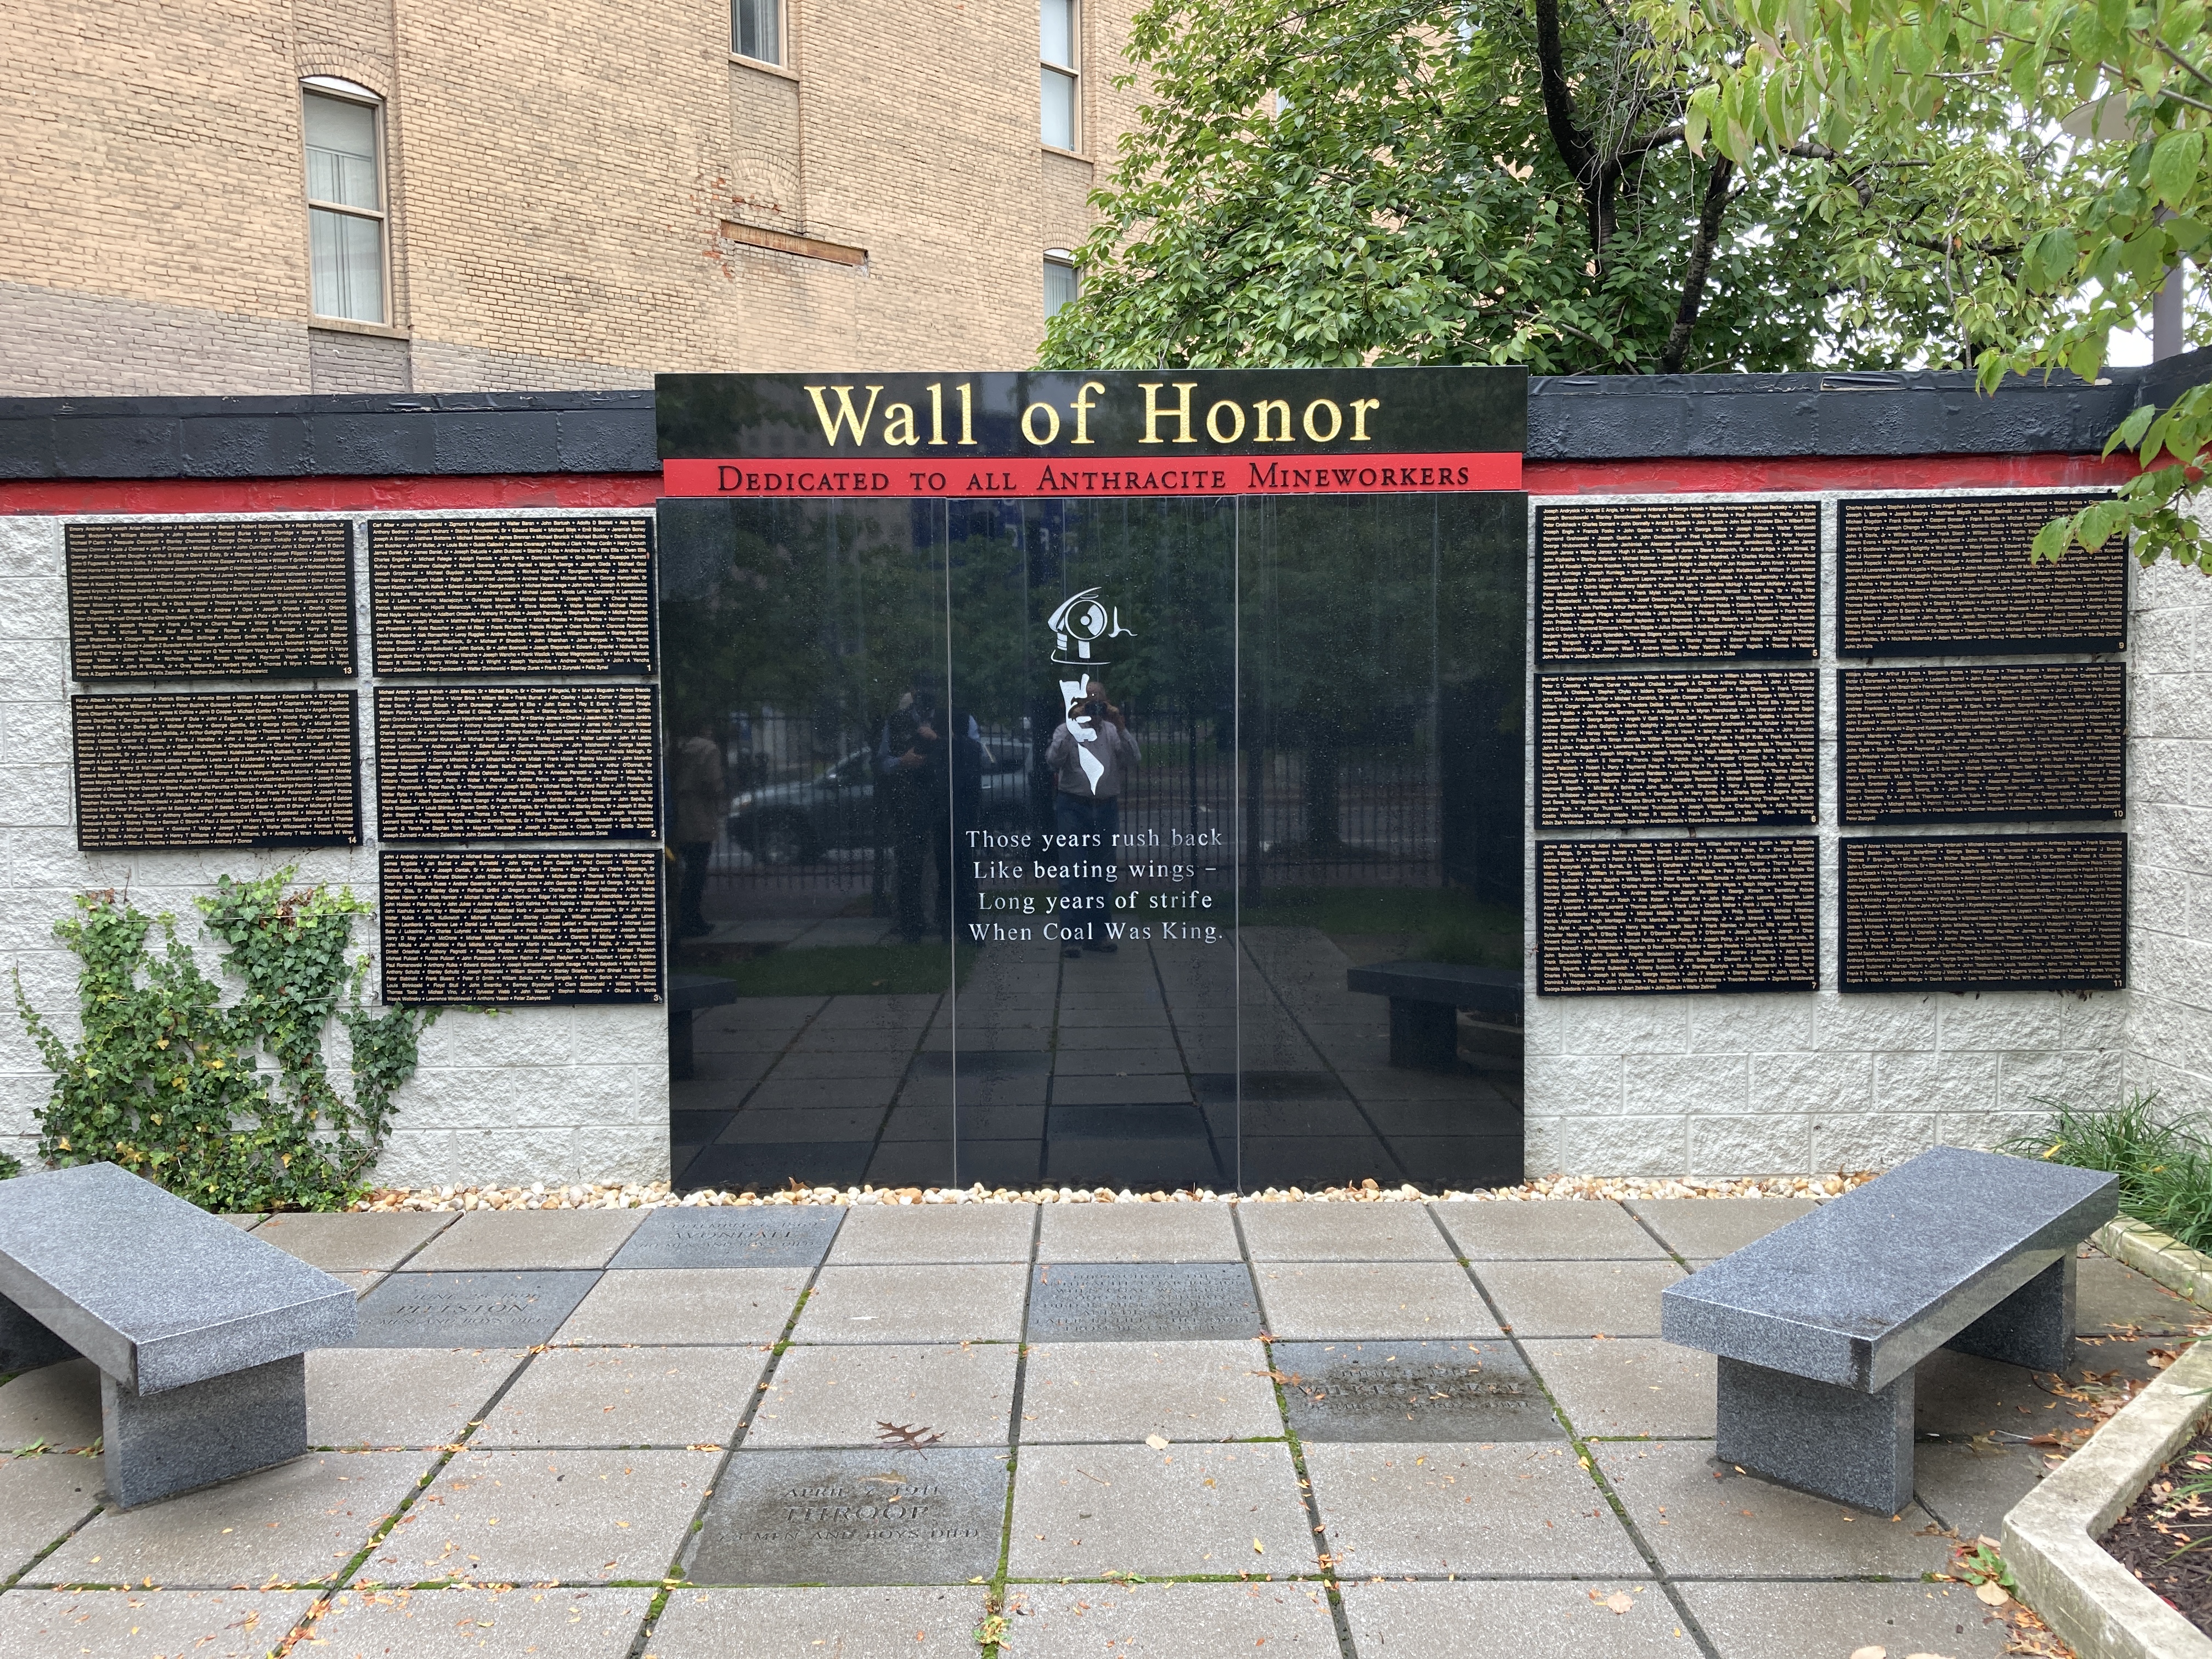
[1659,157,1735,374]
[1532,0,1598,185]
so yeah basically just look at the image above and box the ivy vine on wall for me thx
[11,869,443,1211]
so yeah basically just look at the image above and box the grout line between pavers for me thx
[1419,1200,1725,1659]
[977,1201,1047,1655]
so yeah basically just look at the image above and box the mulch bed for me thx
[2100,1425,2212,1633]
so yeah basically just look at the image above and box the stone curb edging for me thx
[2097,1217,2212,1311]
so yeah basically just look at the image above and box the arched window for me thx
[302,78,387,325]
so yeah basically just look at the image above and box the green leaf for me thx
[2149,129,2204,208]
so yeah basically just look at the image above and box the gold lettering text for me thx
[805,385,884,446]
[1205,399,1245,443]
[1301,398,1343,442]
[1020,402,1062,445]
[1348,398,1379,441]
[881,403,920,446]
[1251,399,1292,442]
[1139,381,1198,443]
[1070,380,1104,444]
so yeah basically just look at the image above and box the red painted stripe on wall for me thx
[1521,452,2142,495]
[661,452,1525,498]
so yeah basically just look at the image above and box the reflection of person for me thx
[1044,678,1139,957]
[670,725,725,940]
[880,685,942,945]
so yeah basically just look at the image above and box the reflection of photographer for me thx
[1044,677,1140,957]
[877,683,984,943]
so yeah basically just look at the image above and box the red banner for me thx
[662,451,1522,499]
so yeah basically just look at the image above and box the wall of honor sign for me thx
[1838,493,2124,653]
[379,849,661,1003]
[1536,669,1816,828]
[1536,500,1818,662]
[65,519,353,679]
[1537,838,1818,995]
[1841,836,2125,990]
[374,685,659,842]
[368,517,654,675]
[73,692,358,849]
[1841,664,2126,823]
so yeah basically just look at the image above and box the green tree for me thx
[1644,0,2209,567]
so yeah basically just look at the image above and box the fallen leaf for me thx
[1145,1435,1170,1451]
[1849,1648,1886,1659]
[1603,1591,1634,1614]
[1974,1581,2010,1606]
[1252,1538,1265,1554]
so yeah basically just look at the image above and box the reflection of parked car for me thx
[729,743,1033,865]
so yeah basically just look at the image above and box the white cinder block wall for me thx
[0,510,668,1189]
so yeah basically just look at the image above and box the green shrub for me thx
[11,871,440,1213]
[2005,1091,2212,1255]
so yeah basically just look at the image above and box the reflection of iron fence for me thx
[706,707,1443,895]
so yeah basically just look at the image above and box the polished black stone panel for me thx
[1537,669,1816,827]
[380,849,661,1003]
[368,516,654,675]
[1838,493,2123,654]
[1839,665,2125,823]
[689,1448,1008,1586]
[374,684,659,841]
[608,1206,844,1269]
[1536,839,1818,995]
[352,1271,600,1347]
[65,518,354,680]
[1026,1262,1262,1342]
[1536,500,1818,662]
[73,692,358,849]
[1839,834,2126,990]
[1274,1339,1561,1442]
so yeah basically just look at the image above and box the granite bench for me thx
[0,1162,357,1507]
[1660,1146,2119,1513]
[1344,961,1521,1070]
[669,972,742,1081]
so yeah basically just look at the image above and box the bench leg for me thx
[100,1353,308,1509]
[0,1291,80,1374]
[1716,1356,1915,1515]
[1387,998,1458,1070]
[1944,1255,2075,1374]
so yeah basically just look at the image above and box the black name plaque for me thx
[380,850,662,1004]
[1537,838,1818,995]
[375,686,659,842]
[74,692,358,849]
[1537,669,1816,828]
[1841,665,2125,823]
[66,520,353,680]
[1841,835,2125,990]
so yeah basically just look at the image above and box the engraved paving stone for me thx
[380,850,661,1003]
[66,518,353,680]
[376,685,659,842]
[1273,1340,1562,1443]
[1838,493,2124,653]
[610,1205,844,1269]
[687,1448,1009,1586]
[351,1271,602,1348]
[369,516,654,675]
[73,692,358,849]
[1537,500,1818,662]
[1537,670,1816,828]
[1025,1262,1263,1342]
[1841,835,2126,991]
[1536,839,1818,995]
[1840,664,2125,823]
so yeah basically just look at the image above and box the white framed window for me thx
[733,0,782,66]
[1045,252,1079,319]
[302,81,387,325]
[1041,0,1078,150]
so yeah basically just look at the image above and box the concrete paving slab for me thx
[1028,1263,1260,1342]
[364,1450,716,1584]
[1520,1338,1718,1439]
[1431,1200,1669,1262]
[0,1589,320,1659]
[826,1204,1037,1265]
[1674,1579,2016,1659]
[2077,1251,2205,1335]
[353,1272,601,1349]
[1304,1441,1643,1577]
[688,1448,1008,1586]
[1001,1581,1339,1657]
[609,1206,843,1270]
[251,1212,456,1274]
[1019,1340,1278,1444]
[552,1269,806,1346]
[1622,1198,1819,1262]
[0,1362,100,1452]
[1007,1442,1314,1579]
[0,1455,102,1580]
[35,1451,437,1588]
[647,1587,988,1656]
[406,1211,643,1272]
[747,1343,1019,1448]
[1911,1347,2100,1441]
[1254,1262,1500,1341]
[475,1348,769,1448]
[1336,1580,1687,1658]
[1239,1203,1454,1262]
[1593,1441,1951,1578]
[306,1348,526,1449]
[1035,1203,1239,1263]
[306,1585,651,1658]
[1911,1437,2049,1541]
[792,1265,1029,1344]
[1274,1340,1560,1444]
[218,1215,266,1230]
[1472,1259,1684,1337]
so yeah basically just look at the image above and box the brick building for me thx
[2,0,1133,396]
